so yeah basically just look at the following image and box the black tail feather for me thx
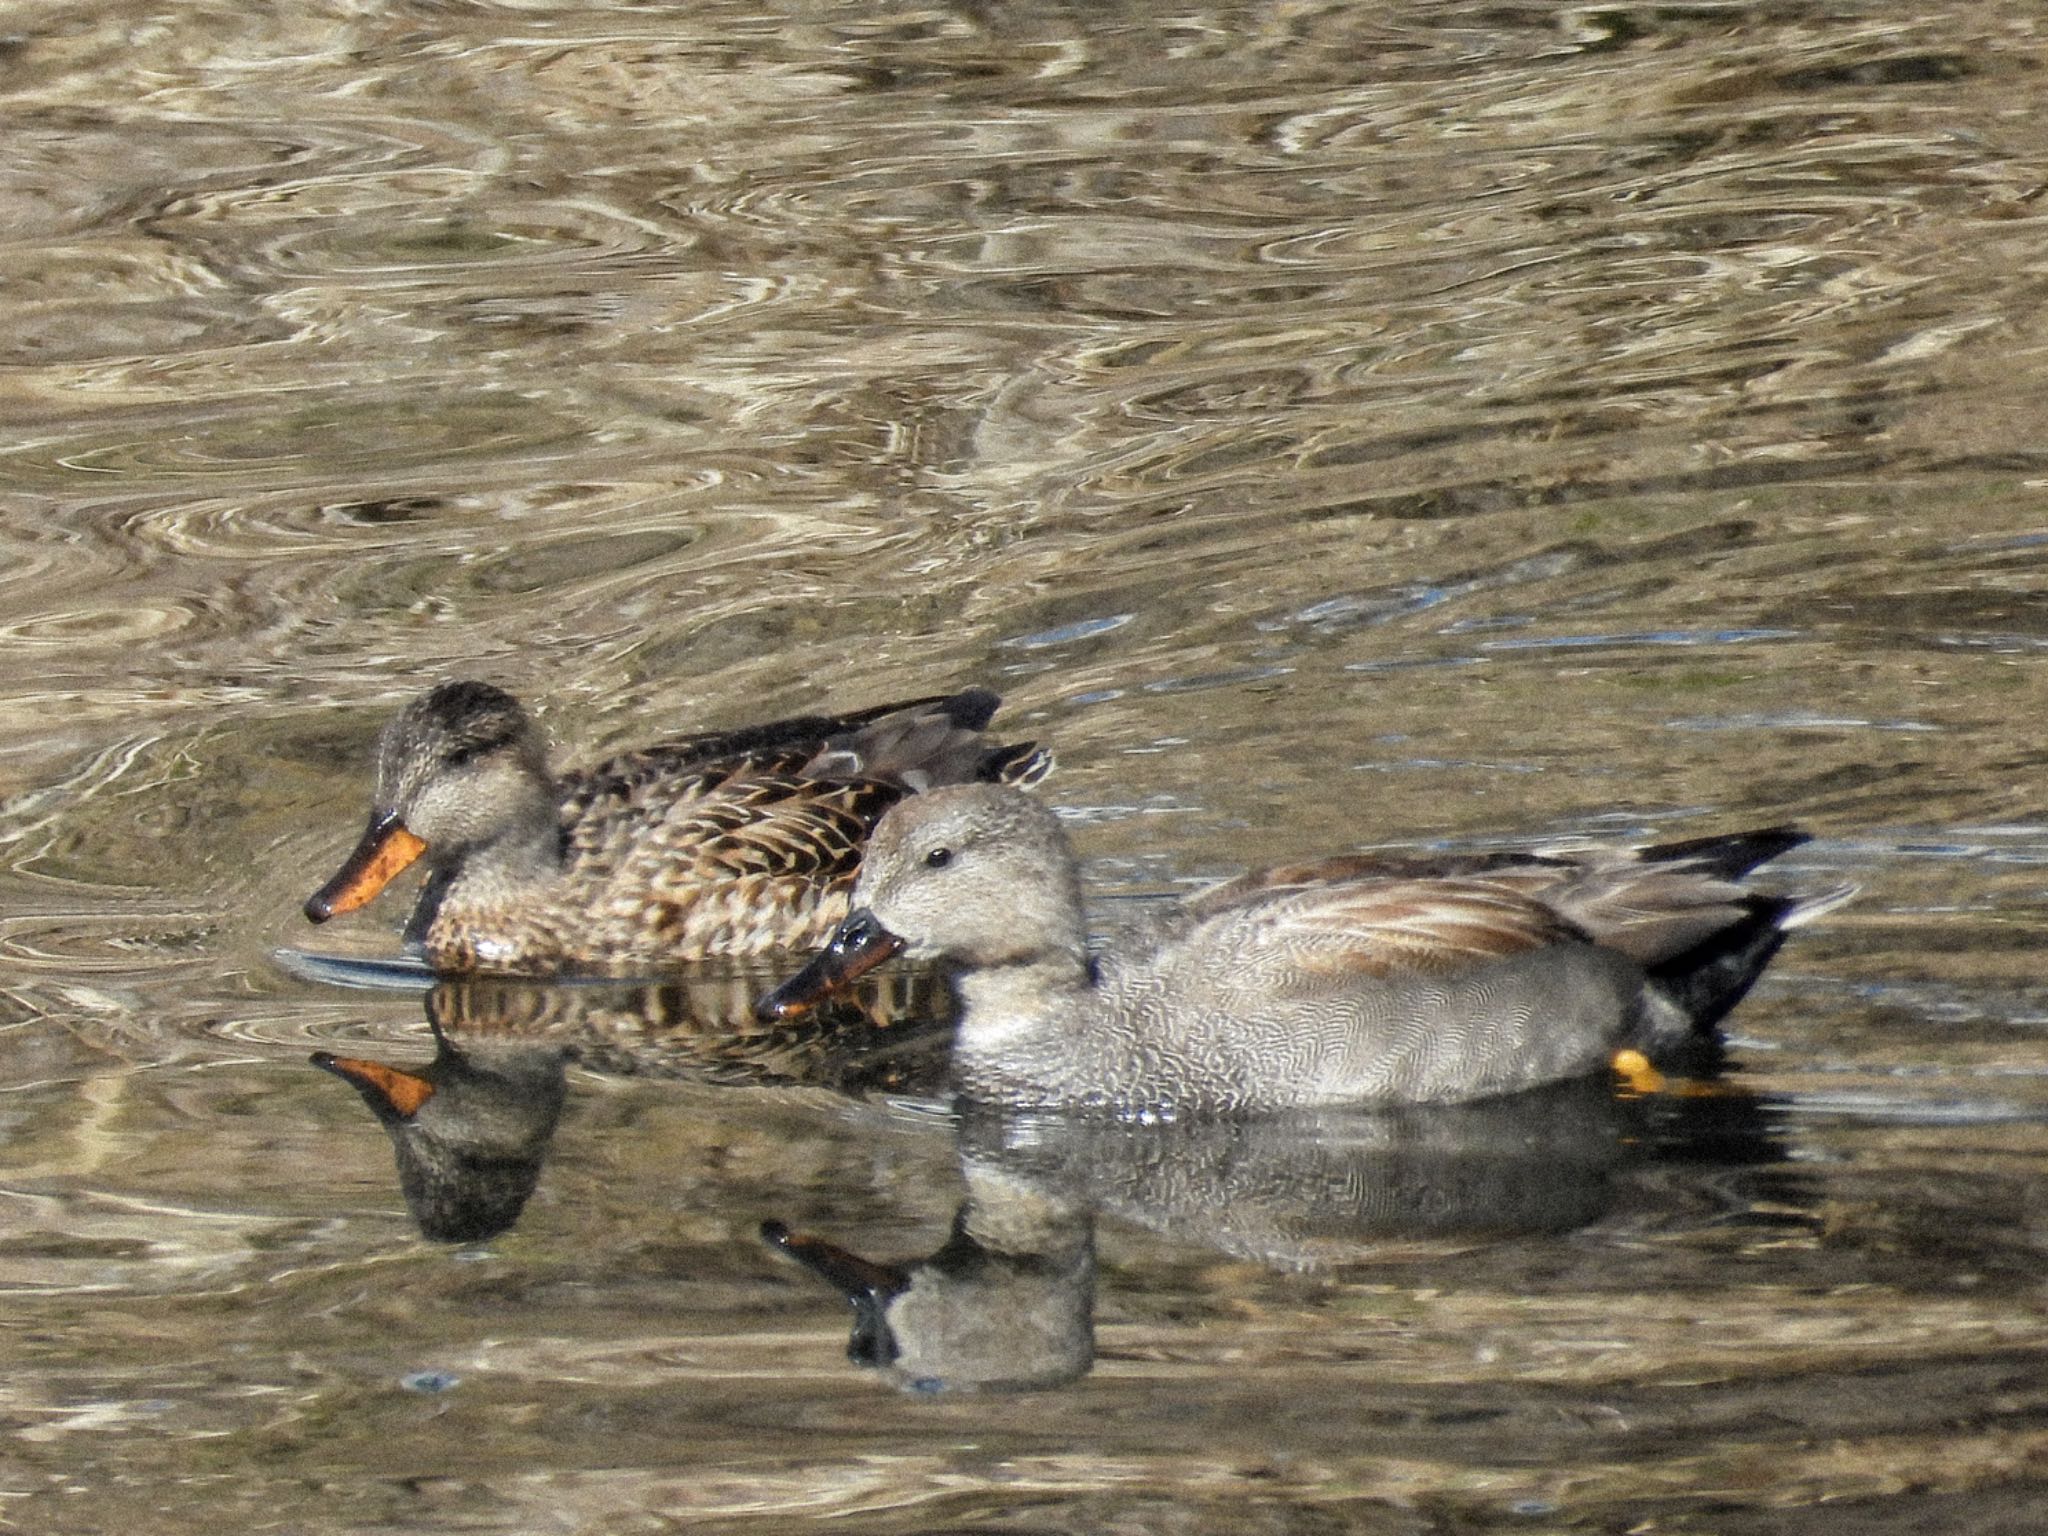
[1640,893,1803,1046]
[933,686,1001,733]
[1640,826,1809,880]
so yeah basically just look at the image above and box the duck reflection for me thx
[765,1155,1097,1392]
[763,1155,1095,1396]
[312,970,954,1242]
[420,968,955,1095]
[315,1024,568,1244]
[765,1076,1785,1393]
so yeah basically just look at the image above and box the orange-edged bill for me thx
[304,814,429,922]
[311,1052,437,1118]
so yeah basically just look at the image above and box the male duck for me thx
[305,682,1049,974]
[758,783,1851,1112]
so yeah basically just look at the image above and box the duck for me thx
[304,682,1049,975]
[757,783,1852,1113]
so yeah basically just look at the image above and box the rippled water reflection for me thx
[4,0,2048,1530]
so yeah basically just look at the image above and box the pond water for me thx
[5,0,2048,1530]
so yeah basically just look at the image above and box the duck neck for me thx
[949,945,1104,1098]
[441,784,566,892]
[955,946,1093,1017]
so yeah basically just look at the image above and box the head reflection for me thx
[763,1158,1096,1396]
[314,1015,568,1244]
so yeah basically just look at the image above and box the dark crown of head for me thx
[418,681,530,762]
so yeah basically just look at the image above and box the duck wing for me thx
[572,688,1046,798]
[1452,827,1820,968]
[1185,826,1821,972]
[1150,873,1592,1007]
[569,766,899,896]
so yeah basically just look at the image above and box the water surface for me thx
[4,1,2048,1531]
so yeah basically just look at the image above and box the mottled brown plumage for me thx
[304,682,1050,975]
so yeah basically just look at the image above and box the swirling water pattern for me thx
[3,1,2048,1529]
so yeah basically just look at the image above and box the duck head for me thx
[305,681,556,923]
[757,783,1083,1019]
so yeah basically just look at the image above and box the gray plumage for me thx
[785,783,1850,1113]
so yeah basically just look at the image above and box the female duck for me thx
[304,682,1048,974]
[759,783,1851,1112]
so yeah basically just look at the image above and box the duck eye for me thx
[923,846,953,869]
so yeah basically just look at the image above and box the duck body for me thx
[305,683,1048,976]
[759,784,1851,1114]
[946,909,1644,1112]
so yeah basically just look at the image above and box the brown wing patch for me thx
[608,772,900,893]
[1262,881,1587,978]
[560,749,814,829]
